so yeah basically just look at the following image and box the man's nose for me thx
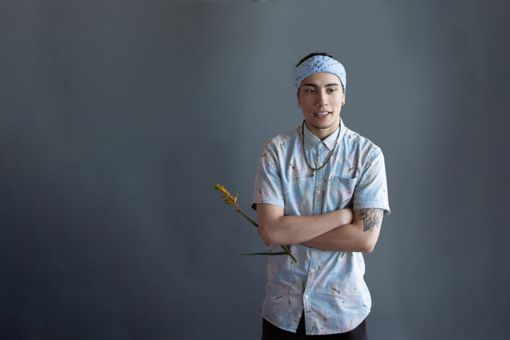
[316,91,328,107]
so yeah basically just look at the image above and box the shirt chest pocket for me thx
[326,176,358,210]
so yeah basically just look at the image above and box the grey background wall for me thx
[1,0,509,339]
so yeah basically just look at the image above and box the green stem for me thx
[241,251,289,256]
[281,245,298,263]
[235,205,259,228]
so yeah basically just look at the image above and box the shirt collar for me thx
[302,119,345,151]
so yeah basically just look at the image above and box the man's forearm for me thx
[259,207,352,246]
[302,208,383,252]
[302,223,370,252]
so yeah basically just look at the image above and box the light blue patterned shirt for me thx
[251,119,390,335]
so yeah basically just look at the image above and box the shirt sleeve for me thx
[353,147,391,215]
[251,141,285,211]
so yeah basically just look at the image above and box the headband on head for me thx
[294,55,346,92]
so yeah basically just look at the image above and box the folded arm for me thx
[255,203,353,246]
[302,208,384,253]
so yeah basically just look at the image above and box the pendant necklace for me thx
[301,120,341,176]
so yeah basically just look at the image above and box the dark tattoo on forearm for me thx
[360,208,383,232]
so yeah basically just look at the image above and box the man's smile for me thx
[313,111,332,118]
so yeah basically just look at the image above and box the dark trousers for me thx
[261,314,368,340]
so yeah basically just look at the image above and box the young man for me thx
[251,53,390,339]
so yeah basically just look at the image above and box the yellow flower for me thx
[214,184,238,207]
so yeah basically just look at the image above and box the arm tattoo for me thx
[360,208,384,232]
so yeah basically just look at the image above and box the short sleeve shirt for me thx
[251,119,390,335]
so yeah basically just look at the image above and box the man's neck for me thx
[305,121,340,140]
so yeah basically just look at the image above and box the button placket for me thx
[303,249,316,315]
[313,145,326,215]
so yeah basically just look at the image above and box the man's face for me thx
[297,72,345,139]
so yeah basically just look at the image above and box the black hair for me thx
[296,52,334,67]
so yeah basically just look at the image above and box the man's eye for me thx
[327,88,338,93]
[305,89,315,94]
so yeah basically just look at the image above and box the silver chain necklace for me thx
[301,120,341,175]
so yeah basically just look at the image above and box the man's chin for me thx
[309,120,335,131]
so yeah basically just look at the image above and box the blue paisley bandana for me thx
[294,55,346,92]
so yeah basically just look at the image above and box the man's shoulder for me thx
[263,126,300,151]
[343,125,382,153]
